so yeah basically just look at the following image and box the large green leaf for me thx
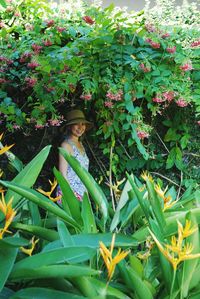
[0,241,18,291]
[11,288,86,299]
[57,219,75,246]
[59,148,108,226]
[10,265,100,281]
[53,167,82,224]
[5,145,51,207]
[81,193,97,233]
[0,180,81,230]
[11,222,59,241]
[12,246,96,271]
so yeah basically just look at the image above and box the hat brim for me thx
[65,118,93,131]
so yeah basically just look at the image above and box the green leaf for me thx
[12,246,96,273]
[0,180,81,230]
[53,167,82,224]
[0,241,18,291]
[57,219,75,247]
[10,265,99,281]
[11,288,87,299]
[81,193,97,233]
[5,146,51,208]
[0,0,7,8]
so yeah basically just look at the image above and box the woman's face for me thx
[70,122,86,138]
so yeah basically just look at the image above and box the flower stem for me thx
[170,269,177,299]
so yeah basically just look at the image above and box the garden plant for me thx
[0,0,200,298]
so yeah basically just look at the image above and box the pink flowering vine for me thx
[176,98,188,107]
[80,93,92,101]
[166,46,176,54]
[180,63,193,72]
[104,101,114,108]
[27,62,40,69]
[82,16,95,25]
[137,131,149,140]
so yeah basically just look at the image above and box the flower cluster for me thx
[146,38,160,49]
[46,20,55,27]
[0,193,16,239]
[19,52,32,63]
[25,77,37,87]
[166,46,176,53]
[191,40,200,47]
[137,130,149,140]
[176,98,188,107]
[180,63,193,71]
[106,90,123,101]
[150,220,200,270]
[43,40,53,47]
[37,179,61,202]
[82,16,95,25]
[48,117,64,127]
[27,62,40,69]
[32,43,43,54]
[80,93,92,101]
[140,63,151,72]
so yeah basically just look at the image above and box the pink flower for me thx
[106,90,123,101]
[57,26,65,33]
[32,43,43,54]
[152,97,164,103]
[82,16,95,25]
[43,40,52,46]
[80,93,92,101]
[20,52,32,63]
[46,20,55,27]
[48,119,63,126]
[191,40,200,47]
[104,101,114,108]
[27,62,40,69]
[197,121,200,126]
[161,33,170,38]
[180,63,193,71]
[35,124,45,129]
[25,77,37,87]
[140,63,151,72]
[137,131,149,139]
[0,22,5,28]
[176,98,188,107]
[14,11,20,17]
[13,124,21,130]
[146,39,160,49]
[151,42,160,49]
[162,91,174,102]
[166,46,176,53]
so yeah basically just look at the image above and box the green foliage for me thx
[0,142,200,298]
[0,0,199,186]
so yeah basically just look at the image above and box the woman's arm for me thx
[58,141,73,179]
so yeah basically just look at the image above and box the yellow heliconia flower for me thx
[149,220,200,270]
[154,183,178,211]
[0,133,14,155]
[178,220,198,239]
[20,236,39,256]
[37,179,61,202]
[141,171,154,182]
[99,234,130,281]
[0,193,16,239]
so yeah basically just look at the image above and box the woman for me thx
[58,109,93,201]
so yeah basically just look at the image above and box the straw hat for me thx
[65,109,93,131]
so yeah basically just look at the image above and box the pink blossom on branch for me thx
[27,62,40,69]
[80,93,92,101]
[180,63,193,71]
[166,46,176,54]
[176,98,188,107]
[137,131,149,139]
[161,32,170,38]
[140,63,151,73]
[25,77,37,87]
[152,97,164,103]
[191,40,200,47]
[104,101,114,108]
[82,16,95,25]
[162,91,174,102]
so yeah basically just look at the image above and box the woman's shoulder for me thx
[60,140,73,153]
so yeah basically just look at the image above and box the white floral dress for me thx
[57,139,89,201]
